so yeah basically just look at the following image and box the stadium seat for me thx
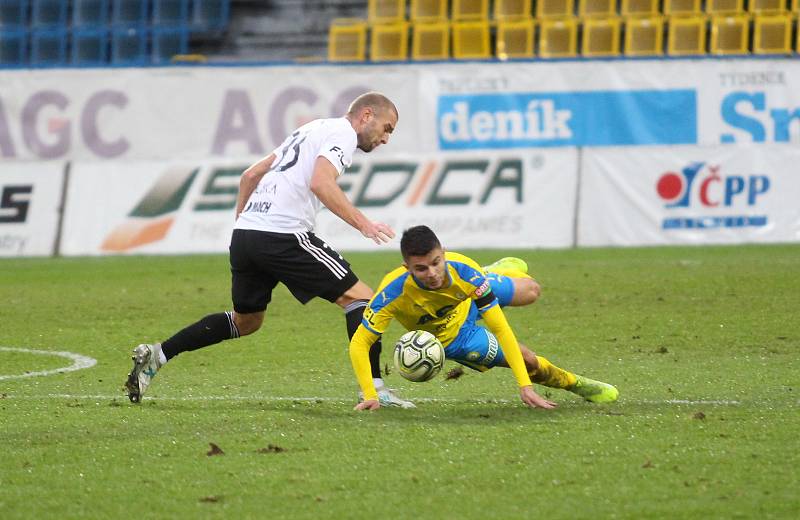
[752,13,793,53]
[494,0,531,20]
[1,0,30,29]
[579,0,617,18]
[452,20,490,58]
[411,21,449,59]
[621,0,660,16]
[152,26,190,63]
[30,28,67,65]
[451,0,489,20]
[667,14,708,54]
[368,0,405,24]
[328,18,367,61]
[72,0,109,27]
[624,15,665,55]
[370,21,409,61]
[664,0,702,15]
[191,0,231,31]
[709,14,750,54]
[111,26,148,64]
[0,29,27,65]
[793,0,799,12]
[71,27,109,65]
[411,0,447,22]
[538,17,578,57]
[112,0,149,27]
[153,0,190,26]
[748,0,788,13]
[496,17,535,58]
[537,0,576,19]
[32,0,67,28]
[706,0,745,15]
[582,16,621,56]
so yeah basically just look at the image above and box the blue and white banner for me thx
[438,90,697,149]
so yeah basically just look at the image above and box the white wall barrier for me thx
[0,163,64,257]
[578,144,800,246]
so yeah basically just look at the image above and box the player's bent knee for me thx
[336,281,375,308]
[233,311,264,336]
[514,279,540,305]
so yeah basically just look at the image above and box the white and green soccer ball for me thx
[393,330,445,382]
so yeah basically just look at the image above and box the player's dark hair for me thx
[400,225,441,259]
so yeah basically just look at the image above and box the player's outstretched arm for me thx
[349,325,382,410]
[235,153,276,220]
[310,157,394,244]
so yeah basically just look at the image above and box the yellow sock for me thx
[529,356,577,389]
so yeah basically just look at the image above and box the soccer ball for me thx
[393,330,445,382]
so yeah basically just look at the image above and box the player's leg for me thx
[125,229,272,403]
[337,281,415,409]
[517,343,619,403]
[486,272,540,307]
[279,232,413,408]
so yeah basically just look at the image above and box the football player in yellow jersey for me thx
[350,225,619,410]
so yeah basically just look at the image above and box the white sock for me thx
[373,378,384,389]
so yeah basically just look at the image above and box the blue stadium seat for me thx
[30,28,67,65]
[191,0,229,30]
[111,26,148,64]
[72,0,109,27]
[111,0,149,27]
[151,25,188,63]
[71,27,109,65]
[152,0,189,26]
[0,0,30,29]
[0,28,27,65]
[31,0,67,28]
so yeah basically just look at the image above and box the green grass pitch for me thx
[1,245,798,519]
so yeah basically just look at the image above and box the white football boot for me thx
[125,343,163,403]
[358,385,416,409]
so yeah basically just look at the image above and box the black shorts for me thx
[229,229,359,313]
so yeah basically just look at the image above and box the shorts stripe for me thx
[294,232,347,280]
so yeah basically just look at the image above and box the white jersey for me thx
[235,117,357,234]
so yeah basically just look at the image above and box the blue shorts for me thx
[445,305,507,372]
[486,272,515,307]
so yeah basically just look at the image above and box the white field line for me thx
[0,393,744,406]
[0,347,97,381]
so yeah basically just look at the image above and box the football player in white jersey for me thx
[125,92,414,408]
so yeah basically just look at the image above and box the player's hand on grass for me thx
[354,400,380,411]
[520,385,557,409]
[361,222,395,244]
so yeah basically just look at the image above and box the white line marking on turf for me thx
[0,347,97,381]
[0,393,743,406]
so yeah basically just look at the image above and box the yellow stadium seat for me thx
[328,18,367,61]
[370,22,409,61]
[411,21,450,59]
[452,0,489,20]
[664,0,702,15]
[579,0,617,17]
[494,0,532,20]
[706,0,745,15]
[411,0,447,21]
[793,0,799,12]
[452,20,491,58]
[753,14,793,53]
[582,16,622,56]
[496,18,536,58]
[667,14,708,54]
[368,0,406,24]
[537,0,576,19]
[622,0,660,16]
[624,15,665,55]
[710,14,750,54]
[538,17,579,56]
[748,0,788,14]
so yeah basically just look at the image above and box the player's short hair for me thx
[401,225,441,259]
[347,92,398,120]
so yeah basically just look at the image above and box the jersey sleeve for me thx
[481,305,533,388]
[448,253,499,311]
[318,125,356,176]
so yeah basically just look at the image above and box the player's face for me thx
[404,247,448,290]
[357,108,397,152]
